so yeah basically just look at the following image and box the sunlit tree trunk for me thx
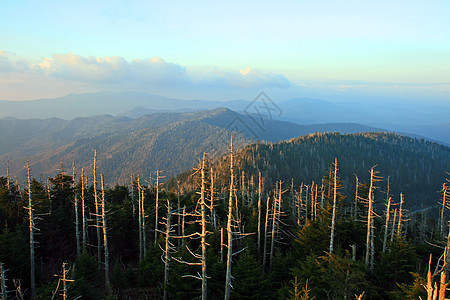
[200,154,208,300]
[382,197,392,253]
[329,158,338,254]
[81,168,87,251]
[154,170,163,244]
[100,175,110,293]
[93,150,102,266]
[224,137,235,300]
[72,162,81,257]
[262,195,270,271]
[210,167,217,229]
[26,158,36,299]
[440,183,448,238]
[365,166,376,272]
[397,193,404,235]
[257,172,262,254]
[354,174,359,221]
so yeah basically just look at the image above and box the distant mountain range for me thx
[0,108,386,184]
[1,91,449,144]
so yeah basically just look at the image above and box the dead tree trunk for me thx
[440,183,448,238]
[154,170,164,244]
[397,193,404,236]
[6,161,10,192]
[81,168,87,251]
[137,176,143,261]
[382,197,392,253]
[210,167,217,229]
[257,172,262,254]
[100,175,110,293]
[26,158,36,299]
[93,150,102,266]
[200,154,208,300]
[72,162,81,257]
[354,174,359,221]
[224,137,235,300]
[365,166,377,272]
[262,195,270,271]
[329,158,338,254]
[0,262,7,300]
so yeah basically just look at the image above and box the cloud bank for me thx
[1,50,447,102]
[0,51,291,100]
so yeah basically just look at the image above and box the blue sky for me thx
[1,0,449,102]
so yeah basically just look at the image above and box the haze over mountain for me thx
[1,91,449,145]
[0,108,386,184]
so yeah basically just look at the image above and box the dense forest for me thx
[0,132,449,299]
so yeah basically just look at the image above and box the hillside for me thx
[0,108,384,184]
[171,132,450,210]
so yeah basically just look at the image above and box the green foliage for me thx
[293,252,370,299]
[374,236,418,295]
[389,272,426,300]
[232,252,269,299]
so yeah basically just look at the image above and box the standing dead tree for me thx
[25,158,37,299]
[154,170,165,245]
[382,197,392,253]
[439,183,449,239]
[224,137,253,300]
[72,162,81,257]
[52,262,74,300]
[257,172,263,254]
[329,158,338,254]
[364,166,382,272]
[173,153,211,300]
[92,150,102,266]
[0,262,8,300]
[100,175,110,293]
[157,199,178,300]
[81,168,87,251]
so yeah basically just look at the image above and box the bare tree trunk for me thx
[270,181,282,271]
[73,162,81,257]
[154,170,161,244]
[81,168,87,251]
[93,150,102,266]
[142,188,147,258]
[200,154,208,300]
[6,160,10,192]
[177,180,181,247]
[210,167,217,229]
[100,174,109,293]
[257,172,262,254]
[220,227,224,263]
[100,175,110,293]
[26,158,36,299]
[391,208,397,243]
[365,166,375,272]
[440,184,448,238]
[1,262,7,300]
[329,158,338,254]
[382,197,392,253]
[354,174,359,221]
[397,193,404,235]
[262,195,270,271]
[224,136,235,300]
[163,199,172,300]
[137,176,143,261]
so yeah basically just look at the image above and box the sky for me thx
[1,0,449,102]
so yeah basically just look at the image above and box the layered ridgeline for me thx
[0,108,383,184]
[171,132,450,211]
